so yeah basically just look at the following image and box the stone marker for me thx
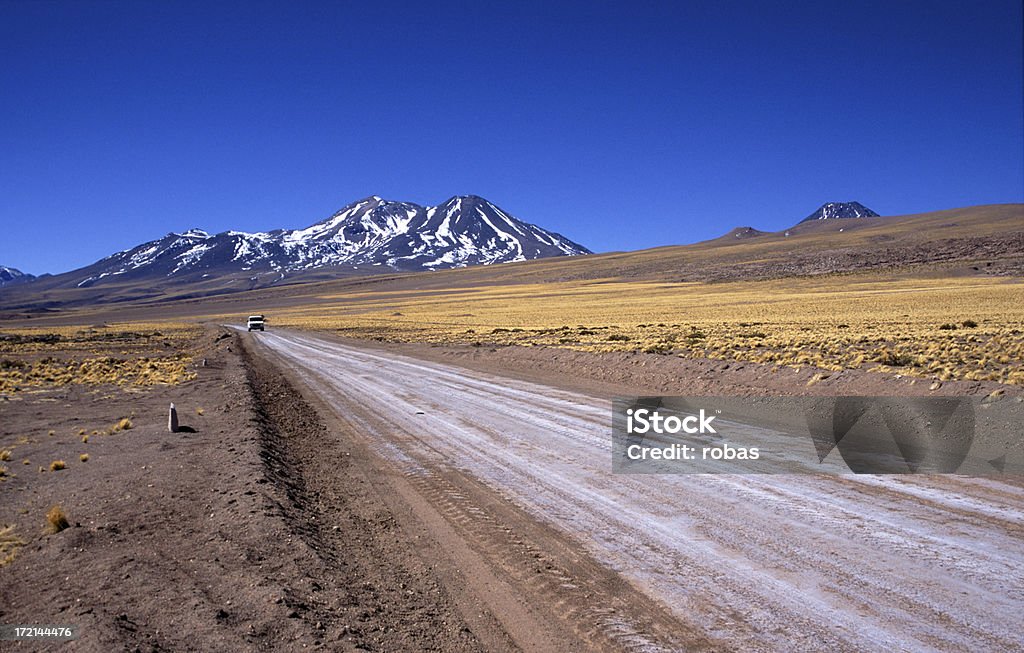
[169,403,179,433]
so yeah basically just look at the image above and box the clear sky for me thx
[2,0,1022,275]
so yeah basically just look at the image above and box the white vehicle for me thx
[247,315,265,332]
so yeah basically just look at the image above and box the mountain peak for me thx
[437,194,485,206]
[800,202,880,223]
[0,265,35,287]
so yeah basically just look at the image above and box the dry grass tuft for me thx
[0,323,199,393]
[0,449,11,461]
[196,407,205,416]
[49,460,66,471]
[112,418,133,432]
[0,525,25,566]
[46,505,69,533]
[81,434,89,443]
[79,453,89,463]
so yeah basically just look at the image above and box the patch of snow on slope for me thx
[476,206,523,261]
[172,243,213,274]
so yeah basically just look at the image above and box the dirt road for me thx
[251,329,1024,652]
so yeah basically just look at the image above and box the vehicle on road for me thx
[247,314,265,331]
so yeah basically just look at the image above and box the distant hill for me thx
[0,266,34,287]
[717,227,769,241]
[712,201,881,244]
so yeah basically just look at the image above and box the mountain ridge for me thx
[46,195,589,291]
[0,203,1018,314]
[0,266,35,288]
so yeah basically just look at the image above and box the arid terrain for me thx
[1,326,523,650]
[2,203,1023,651]
[2,323,1021,651]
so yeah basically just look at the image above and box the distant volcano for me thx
[799,202,880,223]
[25,195,590,291]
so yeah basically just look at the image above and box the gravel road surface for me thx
[252,330,1024,652]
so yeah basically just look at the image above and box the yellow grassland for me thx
[267,274,1024,385]
[0,322,198,393]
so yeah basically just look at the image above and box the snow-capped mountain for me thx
[68,195,589,288]
[0,265,34,287]
[799,202,880,223]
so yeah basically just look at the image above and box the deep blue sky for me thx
[2,0,1022,275]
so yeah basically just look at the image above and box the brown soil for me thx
[0,329,490,651]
